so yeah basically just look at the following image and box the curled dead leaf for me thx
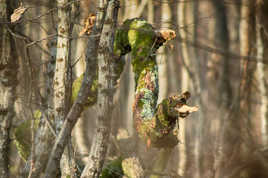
[79,13,96,36]
[176,105,199,114]
[11,5,28,23]
[159,29,176,41]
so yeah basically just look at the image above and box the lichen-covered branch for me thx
[114,18,197,148]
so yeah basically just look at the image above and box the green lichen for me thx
[72,74,98,107]
[114,20,132,56]
[14,110,41,161]
[128,19,155,59]
[114,18,190,148]
[72,18,187,148]
[71,27,128,108]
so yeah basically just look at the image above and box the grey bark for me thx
[80,0,120,177]
[52,0,76,177]
[53,0,72,134]
[43,0,108,177]
[0,0,18,177]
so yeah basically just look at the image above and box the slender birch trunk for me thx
[149,1,172,178]
[177,2,189,176]
[158,0,171,101]
[0,0,18,177]
[80,0,120,177]
[72,1,92,163]
[53,0,72,134]
[52,0,73,177]
[43,0,108,176]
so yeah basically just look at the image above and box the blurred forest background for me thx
[1,0,268,177]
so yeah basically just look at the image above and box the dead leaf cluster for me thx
[79,13,96,36]
[11,5,28,23]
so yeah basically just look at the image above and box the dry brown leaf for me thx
[11,5,28,23]
[176,105,199,114]
[159,29,176,41]
[79,13,96,36]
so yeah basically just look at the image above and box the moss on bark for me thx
[72,18,196,148]
[72,74,98,107]
[114,18,196,148]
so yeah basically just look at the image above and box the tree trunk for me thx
[0,0,18,177]
[53,0,72,134]
[177,1,189,176]
[239,0,255,118]
[256,0,268,146]
[150,2,172,176]
[80,0,120,177]
[43,0,108,176]
[214,0,244,177]
[157,0,171,101]
[52,0,73,177]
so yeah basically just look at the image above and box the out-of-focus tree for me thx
[177,1,190,176]
[256,0,268,147]
[0,0,18,177]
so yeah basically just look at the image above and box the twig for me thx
[26,33,57,47]
[6,27,53,58]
